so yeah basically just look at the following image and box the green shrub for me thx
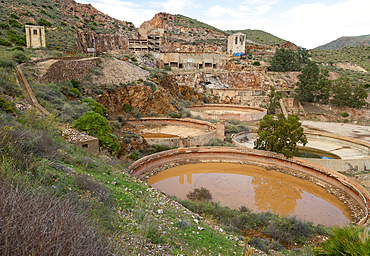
[130,57,137,62]
[128,150,140,161]
[40,10,47,15]
[163,64,171,71]
[10,13,18,19]
[8,19,22,29]
[73,111,119,153]
[0,38,11,46]
[314,225,370,255]
[122,103,132,113]
[68,88,81,98]
[12,51,29,63]
[61,21,67,26]
[0,22,9,29]
[111,120,122,130]
[0,96,14,113]
[80,98,107,115]
[341,112,349,117]
[252,61,261,66]
[117,115,125,122]
[12,46,24,51]
[37,18,51,27]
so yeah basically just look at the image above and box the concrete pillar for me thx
[216,120,225,141]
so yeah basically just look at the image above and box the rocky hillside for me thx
[0,0,137,52]
[141,13,290,53]
[311,45,370,73]
[316,35,370,50]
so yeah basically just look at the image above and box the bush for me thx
[68,88,81,98]
[12,51,29,63]
[10,13,19,19]
[314,225,370,255]
[163,64,172,71]
[0,38,12,46]
[8,19,22,29]
[186,187,212,201]
[81,98,107,115]
[37,18,51,27]
[0,22,9,29]
[11,46,24,51]
[128,150,140,161]
[111,120,121,130]
[0,180,112,255]
[117,115,125,122]
[341,112,349,117]
[252,61,261,66]
[0,96,14,113]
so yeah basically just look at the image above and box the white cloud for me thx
[77,0,157,27]
[161,0,191,14]
[205,5,246,18]
[277,0,370,48]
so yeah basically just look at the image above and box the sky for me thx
[76,0,370,49]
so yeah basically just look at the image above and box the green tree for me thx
[295,61,331,103]
[72,111,119,153]
[266,86,282,115]
[254,114,307,158]
[331,76,368,108]
[269,47,300,72]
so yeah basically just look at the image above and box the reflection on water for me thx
[294,147,341,159]
[252,177,302,216]
[148,163,351,226]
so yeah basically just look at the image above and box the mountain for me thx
[316,35,370,50]
[225,29,287,47]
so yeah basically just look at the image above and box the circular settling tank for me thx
[129,147,370,226]
[148,162,351,226]
[127,118,216,148]
[187,104,267,122]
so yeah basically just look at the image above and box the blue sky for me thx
[77,0,370,49]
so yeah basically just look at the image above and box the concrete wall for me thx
[159,53,228,70]
[72,138,99,156]
[25,25,46,48]
[211,88,268,106]
[228,33,246,54]
[188,104,267,122]
[127,118,216,148]
[128,147,370,225]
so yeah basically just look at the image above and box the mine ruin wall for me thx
[129,147,370,225]
[41,57,100,84]
[188,104,267,121]
[127,118,216,148]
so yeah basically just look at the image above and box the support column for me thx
[216,120,225,141]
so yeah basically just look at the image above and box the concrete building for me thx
[160,52,228,70]
[128,28,164,52]
[25,25,46,48]
[228,32,246,55]
[210,88,267,106]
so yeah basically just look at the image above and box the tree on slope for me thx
[295,60,331,103]
[254,114,307,158]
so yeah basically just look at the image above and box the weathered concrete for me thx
[188,104,266,122]
[25,25,46,48]
[127,118,216,148]
[129,147,370,225]
[159,52,228,70]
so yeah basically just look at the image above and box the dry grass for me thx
[0,180,113,255]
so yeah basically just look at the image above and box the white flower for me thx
[157,209,163,214]
[194,219,199,224]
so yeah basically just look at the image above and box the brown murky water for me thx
[148,163,352,226]
[142,133,179,139]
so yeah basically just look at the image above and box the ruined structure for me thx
[228,32,246,55]
[128,28,164,52]
[159,52,228,70]
[75,31,129,53]
[62,128,99,155]
[25,25,46,48]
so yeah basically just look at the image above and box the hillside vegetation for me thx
[316,35,370,50]
[226,29,287,46]
[311,45,370,72]
[0,0,136,52]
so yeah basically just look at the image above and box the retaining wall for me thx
[127,118,216,148]
[188,104,266,121]
[129,147,370,225]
